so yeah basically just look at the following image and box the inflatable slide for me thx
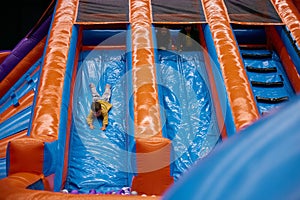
[0,0,299,199]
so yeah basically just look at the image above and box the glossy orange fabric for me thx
[8,138,44,176]
[0,172,45,189]
[272,0,300,48]
[0,130,27,158]
[203,0,260,131]
[0,178,160,200]
[130,0,162,138]
[0,37,46,98]
[30,0,77,141]
[131,137,173,195]
[0,173,160,200]
[130,0,173,196]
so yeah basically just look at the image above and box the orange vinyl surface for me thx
[1,0,299,199]
[0,130,27,158]
[30,0,77,141]
[272,0,300,48]
[203,0,260,131]
[130,0,173,195]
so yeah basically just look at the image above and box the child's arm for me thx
[86,111,95,129]
[101,112,109,131]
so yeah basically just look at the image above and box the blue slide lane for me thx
[66,49,221,192]
[66,50,129,193]
[157,50,220,181]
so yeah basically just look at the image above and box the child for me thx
[86,83,112,131]
[177,24,200,51]
[156,26,172,50]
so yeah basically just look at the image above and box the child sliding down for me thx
[86,83,112,131]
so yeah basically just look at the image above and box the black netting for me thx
[224,0,282,24]
[75,0,283,24]
[76,0,129,23]
[151,0,206,23]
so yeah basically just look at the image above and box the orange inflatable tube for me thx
[272,0,300,47]
[130,0,173,195]
[30,0,77,141]
[202,0,260,131]
[0,130,27,158]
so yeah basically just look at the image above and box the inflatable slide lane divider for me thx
[202,0,260,131]
[129,0,173,196]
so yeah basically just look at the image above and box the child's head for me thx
[91,101,102,117]
[184,25,192,32]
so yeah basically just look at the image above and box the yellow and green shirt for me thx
[86,100,112,126]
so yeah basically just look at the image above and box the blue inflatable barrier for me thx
[163,95,300,200]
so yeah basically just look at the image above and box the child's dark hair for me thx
[91,101,101,112]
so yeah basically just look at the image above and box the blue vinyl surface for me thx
[66,50,129,193]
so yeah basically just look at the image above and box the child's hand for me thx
[89,124,95,129]
[101,125,106,131]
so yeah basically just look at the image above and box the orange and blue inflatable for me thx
[0,0,299,199]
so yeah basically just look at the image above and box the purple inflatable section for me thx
[0,16,51,82]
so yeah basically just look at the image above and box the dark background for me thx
[0,0,299,51]
[0,0,52,50]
